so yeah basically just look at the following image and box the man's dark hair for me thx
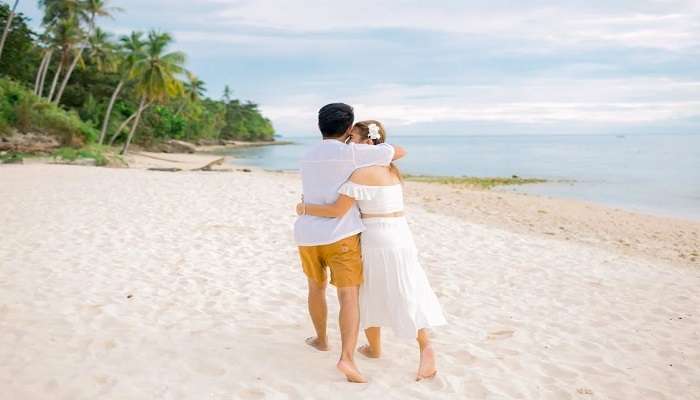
[318,103,354,138]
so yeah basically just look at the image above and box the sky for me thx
[15,0,700,136]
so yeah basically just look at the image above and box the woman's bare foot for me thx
[305,336,329,351]
[357,344,380,359]
[416,345,437,381]
[337,359,367,383]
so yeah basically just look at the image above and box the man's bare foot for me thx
[416,345,437,381]
[357,344,380,359]
[337,359,367,383]
[305,336,329,351]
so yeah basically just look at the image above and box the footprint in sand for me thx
[487,330,515,340]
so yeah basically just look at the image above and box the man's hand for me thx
[392,145,407,161]
[296,202,305,216]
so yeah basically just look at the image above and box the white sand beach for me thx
[1,164,699,400]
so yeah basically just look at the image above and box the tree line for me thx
[0,1,276,156]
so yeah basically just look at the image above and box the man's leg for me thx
[336,285,366,383]
[305,277,329,351]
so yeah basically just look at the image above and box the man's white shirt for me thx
[294,139,395,246]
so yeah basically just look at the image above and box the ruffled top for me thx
[338,182,404,214]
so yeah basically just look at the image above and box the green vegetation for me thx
[0,151,25,163]
[0,77,97,144]
[0,1,275,158]
[52,144,108,166]
[404,175,546,189]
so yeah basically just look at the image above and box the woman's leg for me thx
[416,329,437,380]
[358,327,381,358]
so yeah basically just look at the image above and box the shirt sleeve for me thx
[351,143,395,168]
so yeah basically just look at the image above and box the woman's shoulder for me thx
[350,166,400,186]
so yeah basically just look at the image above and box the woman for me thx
[296,120,447,381]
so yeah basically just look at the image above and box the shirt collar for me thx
[322,139,347,146]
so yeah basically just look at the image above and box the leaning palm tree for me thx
[121,31,185,155]
[38,0,82,101]
[0,0,20,61]
[46,16,81,101]
[98,30,145,145]
[34,32,54,96]
[53,0,120,104]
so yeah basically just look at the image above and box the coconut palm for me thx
[86,27,116,71]
[46,16,81,101]
[98,31,145,145]
[175,71,206,115]
[38,0,81,101]
[0,0,20,61]
[80,0,120,30]
[121,31,186,155]
[33,32,54,96]
[53,0,120,104]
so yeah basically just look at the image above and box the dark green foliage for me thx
[0,5,41,86]
[219,99,275,141]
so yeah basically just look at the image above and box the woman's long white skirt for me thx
[359,217,447,339]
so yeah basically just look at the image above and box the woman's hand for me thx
[296,202,305,216]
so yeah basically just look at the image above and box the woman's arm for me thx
[296,195,356,218]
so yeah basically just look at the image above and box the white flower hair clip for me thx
[368,123,381,140]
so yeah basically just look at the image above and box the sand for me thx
[1,164,699,400]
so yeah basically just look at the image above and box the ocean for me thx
[222,134,700,221]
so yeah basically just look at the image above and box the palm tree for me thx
[53,0,120,104]
[38,0,81,101]
[121,31,186,155]
[175,71,206,115]
[222,85,232,103]
[34,32,54,96]
[98,30,145,145]
[0,0,20,61]
[46,16,81,101]
[80,0,120,30]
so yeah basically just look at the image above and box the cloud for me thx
[205,0,700,51]
[261,78,700,134]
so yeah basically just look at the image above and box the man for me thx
[294,103,406,383]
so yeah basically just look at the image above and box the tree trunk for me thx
[99,79,124,144]
[37,49,53,97]
[54,46,83,104]
[108,102,152,146]
[121,96,147,156]
[34,51,50,95]
[0,0,19,61]
[108,113,135,146]
[47,52,65,101]
[175,101,186,116]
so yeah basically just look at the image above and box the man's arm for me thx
[352,143,407,168]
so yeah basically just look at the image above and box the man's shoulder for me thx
[302,142,353,163]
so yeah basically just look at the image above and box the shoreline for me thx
[195,140,294,154]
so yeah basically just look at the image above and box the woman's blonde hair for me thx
[353,120,402,181]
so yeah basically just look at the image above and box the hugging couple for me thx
[293,103,446,383]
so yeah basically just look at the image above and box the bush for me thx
[52,144,109,166]
[0,78,98,145]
